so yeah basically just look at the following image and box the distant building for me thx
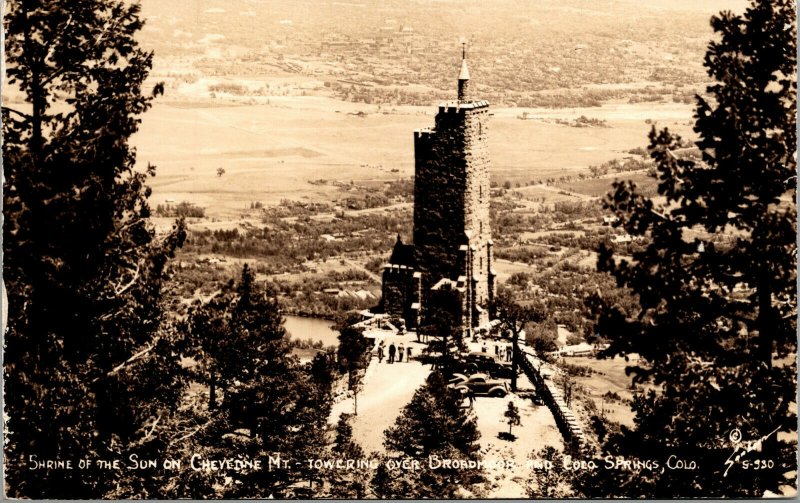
[380,46,495,334]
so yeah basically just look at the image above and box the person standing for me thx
[378,344,385,363]
[406,346,413,362]
[506,344,513,362]
[388,343,396,364]
[398,344,405,363]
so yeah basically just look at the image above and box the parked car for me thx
[449,373,510,397]
[460,351,518,379]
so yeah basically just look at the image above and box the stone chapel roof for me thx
[388,234,415,267]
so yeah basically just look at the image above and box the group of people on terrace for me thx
[376,340,413,364]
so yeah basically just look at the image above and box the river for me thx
[284,315,339,348]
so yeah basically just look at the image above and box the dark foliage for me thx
[504,401,521,436]
[419,284,465,369]
[492,287,546,390]
[178,265,334,498]
[374,372,484,498]
[324,413,371,498]
[585,0,797,497]
[3,0,186,497]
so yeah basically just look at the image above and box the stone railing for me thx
[516,348,588,452]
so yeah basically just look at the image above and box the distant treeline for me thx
[155,201,205,218]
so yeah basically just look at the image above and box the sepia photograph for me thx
[1,0,797,498]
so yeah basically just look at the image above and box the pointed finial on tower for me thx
[458,38,470,81]
[457,39,471,103]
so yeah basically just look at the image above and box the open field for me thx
[134,97,694,219]
[554,171,658,198]
[564,355,643,428]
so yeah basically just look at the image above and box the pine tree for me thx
[337,325,370,414]
[181,265,333,498]
[586,0,796,497]
[420,284,464,370]
[378,372,483,498]
[185,265,291,409]
[184,280,235,410]
[504,401,521,437]
[3,0,186,497]
[527,446,574,498]
[493,288,545,390]
[326,413,370,498]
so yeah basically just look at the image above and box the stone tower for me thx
[412,46,495,329]
[380,46,495,332]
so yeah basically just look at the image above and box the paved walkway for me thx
[328,334,431,454]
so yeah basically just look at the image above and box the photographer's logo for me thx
[723,426,780,477]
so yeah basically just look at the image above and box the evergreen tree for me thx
[185,265,291,409]
[504,401,521,436]
[586,0,796,497]
[326,413,371,498]
[370,460,396,499]
[420,285,464,370]
[182,265,333,498]
[184,280,235,410]
[337,324,369,414]
[493,288,545,390]
[525,319,559,359]
[377,372,483,498]
[527,446,574,498]
[3,0,186,497]
[337,325,370,370]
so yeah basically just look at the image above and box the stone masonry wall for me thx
[382,266,413,320]
[461,104,493,317]
[413,101,494,328]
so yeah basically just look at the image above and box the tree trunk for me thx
[511,328,519,392]
[756,264,779,458]
[209,372,217,410]
[20,5,44,163]
[756,267,773,369]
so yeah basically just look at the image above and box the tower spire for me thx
[457,42,471,103]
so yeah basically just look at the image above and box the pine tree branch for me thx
[169,421,213,446]
[115,216,146,235]
[113,263,140,296]
[94,338,158,383]
[144,414,161,439]
[2,106,33,120]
